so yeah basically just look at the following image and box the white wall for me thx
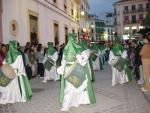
[2,0,79,46]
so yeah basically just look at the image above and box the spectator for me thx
[36,44,45,78]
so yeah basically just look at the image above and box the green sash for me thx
[22,75,32,100]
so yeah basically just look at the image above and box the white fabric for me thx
[43,52,60,81]
[108,51,129,86]
[60,50,91,110]
[62,76,90,109]
[0,55,27,104]
[137,65,144,85]
[93,50,101,70]
[76,49,90,66]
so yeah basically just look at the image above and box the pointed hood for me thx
[47,42,56,55]
[63,33,83,62]
[91,43,99,52]
[111,42,124,56]
[79,39,88,50]
[5,40,21,64]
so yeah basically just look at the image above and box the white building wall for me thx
[2,0,79,46]
[114,0,148,39]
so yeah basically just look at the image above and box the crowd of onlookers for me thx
[122,37,150,85]
[0,42,66,80]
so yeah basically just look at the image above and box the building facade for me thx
[93,18,105,41]
[104,12,115,41]
[0,0,89,46]
[114,0,148,40]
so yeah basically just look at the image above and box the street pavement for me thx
[0,65,150,113]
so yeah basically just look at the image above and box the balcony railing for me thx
[123,20,143,25]
[123,8,148,14]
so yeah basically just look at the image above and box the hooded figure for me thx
[79,39,95,81]
[90,43,101,70]
[0,40,32,104]
[42,42,59,83]
[108,41,132,86]
[57,33,96,111]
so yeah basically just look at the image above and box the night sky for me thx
[88,0,117,18]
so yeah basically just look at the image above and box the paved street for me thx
[0,65,150,113]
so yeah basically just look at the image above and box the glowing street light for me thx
[80,11,85,16]
[91,24,94,28]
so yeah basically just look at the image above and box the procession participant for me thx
[42,42,59,83]
[108,40,132,86]
[0,41,32,104]
[57,33,96,111]
[90,43,101,70]
[97,43,105,70]
[79,39,95,81]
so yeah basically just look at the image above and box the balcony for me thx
[123,10,129,14]
[123,20,143,25]
[123,8,148,15]
[137,8,144,12]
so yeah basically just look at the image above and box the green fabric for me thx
[88,58,95,81]
[5,41,21,64]
[91,43,99,52]
[79,39,88,50]
[22,75,32,100]
[85,63,96,104]
[111,43,125,56]
[90,43,99,61]
[60,75,65,103]
[47,42,56,55]
[124,59,132,81]
[63,33,83,62]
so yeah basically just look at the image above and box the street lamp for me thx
[80,11,85,16]
[91,24,94,28]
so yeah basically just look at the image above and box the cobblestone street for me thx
[0,65,150,113]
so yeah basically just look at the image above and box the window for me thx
[64,0,67,13]
[132,15,136,23]
[132,29,137,34]
[114,8,116,14]
[65,26,68,43]
[54,22,59,45]
[72,29,75,33]
[124,16,129,24]
[108,29,110,34]
[29,13,38,45]
[146,3,149,10]
[139,14,143,21]
[138,4,143,9]
[124,6,129,13]
[53,0,56,3]
[71,2,74,16]
[132,5,136,11]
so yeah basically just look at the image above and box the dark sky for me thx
[88,0,117,18]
